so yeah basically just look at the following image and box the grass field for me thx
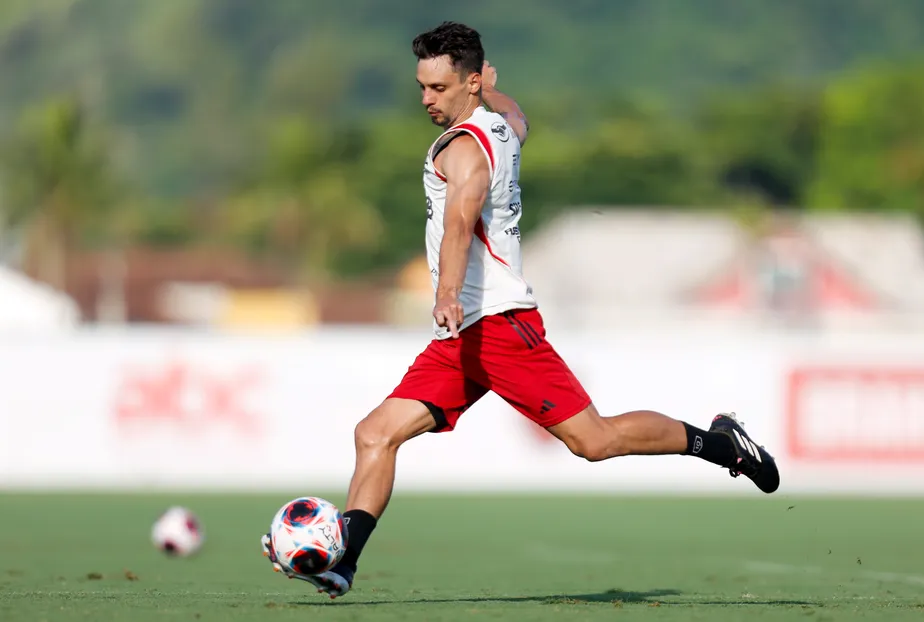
[1,493,923,621]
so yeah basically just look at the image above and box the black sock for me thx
[340,509,377,571]
[682,422,735,467]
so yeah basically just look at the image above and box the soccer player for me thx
[262,21,779,598]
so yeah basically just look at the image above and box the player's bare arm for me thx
[480,61,529,146]
[433,135,491,338]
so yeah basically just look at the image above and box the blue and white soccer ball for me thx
[269,497,348,575]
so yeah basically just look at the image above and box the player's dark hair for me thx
[412,21,484,78]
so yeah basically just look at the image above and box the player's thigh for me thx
[463,309,591,428]
[386,338,487,433]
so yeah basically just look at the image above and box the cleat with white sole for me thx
[260,533,354,598]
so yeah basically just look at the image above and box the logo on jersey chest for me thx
[491,122,510,142]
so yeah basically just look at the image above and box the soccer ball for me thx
[269,497,347,576]
[151,506,203,557]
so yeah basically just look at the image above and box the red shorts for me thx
[388,308,591,432]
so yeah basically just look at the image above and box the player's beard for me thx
[428,108,448,128]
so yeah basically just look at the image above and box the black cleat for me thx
[709,412,780,494]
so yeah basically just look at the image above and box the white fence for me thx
[1,327,924,495]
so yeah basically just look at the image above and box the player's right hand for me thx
[433,294,464,338]
[481,60,497,89]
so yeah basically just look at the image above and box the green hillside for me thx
[2,0,924,278]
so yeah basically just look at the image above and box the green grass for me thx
[1,493,923,621]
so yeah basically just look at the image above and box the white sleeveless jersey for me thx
[423,106,537,339]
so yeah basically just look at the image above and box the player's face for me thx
[417,56,480,128]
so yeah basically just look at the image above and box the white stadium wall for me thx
[1,327,923,495]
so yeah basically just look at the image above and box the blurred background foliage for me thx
[2,0,924,280]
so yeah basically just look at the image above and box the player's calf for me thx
[549,406,688,461]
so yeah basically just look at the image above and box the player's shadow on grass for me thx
[291,588,817,607]
[292,588,682,606]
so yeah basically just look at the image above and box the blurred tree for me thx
[345,116,438,274]
[3,0,924,281]
[519,97,724,226]
[0,98,118,290]
[808,62,924,217]
[698,85,821,207]
[4,0,924,198]
[221,116,383,280]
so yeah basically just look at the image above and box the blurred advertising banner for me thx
[786,366,924,462]
[1,328,923,495]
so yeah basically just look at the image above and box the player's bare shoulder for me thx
[433,132,489,181]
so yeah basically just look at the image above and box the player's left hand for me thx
[481,61,497,89]
[433,294,464,338]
